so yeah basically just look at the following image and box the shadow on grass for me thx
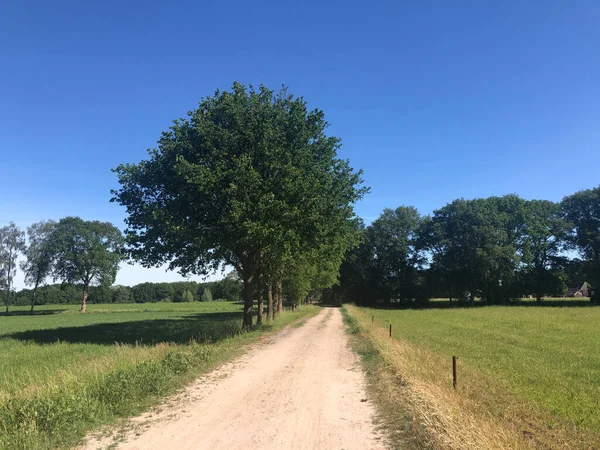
[1,309,66,317]
[6,311,243,346]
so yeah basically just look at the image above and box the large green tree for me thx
[210,276,242,301]
[337,222,374,305]
[154,283,175,302]
[50,217,124,312]
[20,220,57,313]
[112,83,367,328]
[562,186,600,301]
[422,196,525,304]
[112,285,133,303]
[368,206,425,305]
[0,222,26,313]
[338,207,425,306]
[520,200,568,302]
[131,282,156,303]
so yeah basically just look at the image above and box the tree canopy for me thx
[50,217,124,312]
[563,186,600,301]
[20,220,57,313]
[0,222,26,313]
[520,200,569,302]
[112,82,367,327]
[422,196,526,304]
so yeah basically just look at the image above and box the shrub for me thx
[174,289,194,302]
[201,288,213,302]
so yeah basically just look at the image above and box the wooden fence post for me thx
[452,356,457,389]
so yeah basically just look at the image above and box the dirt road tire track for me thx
[83,307,386,450]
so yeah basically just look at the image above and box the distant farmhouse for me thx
[566,282,591,297]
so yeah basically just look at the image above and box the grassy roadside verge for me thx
[0,306,319,450]
[340,308,430,450]
[342,305,600,450]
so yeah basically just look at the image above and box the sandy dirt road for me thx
[83,307,386,450]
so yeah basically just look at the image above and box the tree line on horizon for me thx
[336,186,600,306]
[10,276,242,307]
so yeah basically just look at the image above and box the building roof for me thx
[566,281,590,295]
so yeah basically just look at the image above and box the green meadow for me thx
[363,305,600,431]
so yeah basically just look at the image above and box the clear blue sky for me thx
[1,1,599,286]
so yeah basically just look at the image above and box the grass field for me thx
[0,301,318,450]
[344,304,600,450]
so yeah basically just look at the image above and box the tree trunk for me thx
[5,255,12,314]
[536,270,542,304]
[273,284,279,320]
[81,284,88,313]
[30,285,38,314]
[242,274,254,329]
[256,275,263,326]
[276,280,283,316]
[267,285,273,321]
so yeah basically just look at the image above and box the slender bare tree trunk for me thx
[81,284,88,313]
[273,281,280,319]
[256,275,263,326]
[5,253,13,314]
[276,280,283,315]
[30,285,37,314]
[242,272,254,329]
[267,285,273,321]
[273,284,279,320]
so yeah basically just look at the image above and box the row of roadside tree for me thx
[337,186,600,306]
[2,83,368,327]
[110,83,367,328]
